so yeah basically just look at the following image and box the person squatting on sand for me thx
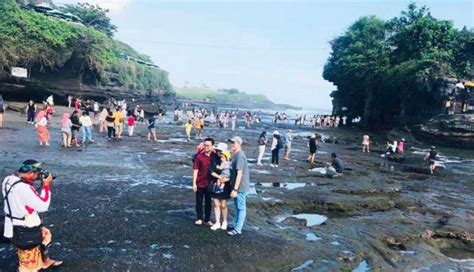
[2,160,63,271]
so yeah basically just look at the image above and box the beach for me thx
[1,105,473,271]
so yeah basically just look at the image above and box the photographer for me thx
[2,160,62,271]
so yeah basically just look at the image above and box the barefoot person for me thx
[362,134,370,152]
[192,137,216,226]
[35,110,50,146]
[283,129,293,160]
[424,146,438,174]
[227,136,250,236]
[256,131,267,166]
[307,134,318,164]
[61,113,72,148]
[2,160,63,271]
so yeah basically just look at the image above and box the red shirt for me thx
[192,152,216,188]
[128,116,135,126]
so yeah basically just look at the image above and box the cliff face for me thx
[413,114,474,149]
[0,0,176,109]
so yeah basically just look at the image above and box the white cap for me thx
[273,130,279,135]
[228,136,243,145]
[215,142,228,151]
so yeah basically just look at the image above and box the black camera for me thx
[39,169,56,180]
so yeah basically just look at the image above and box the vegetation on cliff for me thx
[0,0,172,97]
[175,87,299,109]
[323,3,473,127]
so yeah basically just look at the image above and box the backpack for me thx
[276,138,283,149]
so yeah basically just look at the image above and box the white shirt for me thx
[2,175,51,238]
[79,116,93,127]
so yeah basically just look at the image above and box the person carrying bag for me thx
[2,159,63,271]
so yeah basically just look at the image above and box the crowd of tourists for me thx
[272,112,348,128]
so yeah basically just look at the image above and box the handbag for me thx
[12,225,43,250]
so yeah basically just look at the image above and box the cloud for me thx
[56,0,132,13]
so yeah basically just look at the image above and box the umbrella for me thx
[455,82,465,89]
[464,81,474,88]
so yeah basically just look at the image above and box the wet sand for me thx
[0,106,473,271]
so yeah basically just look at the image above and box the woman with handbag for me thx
[2,160,63,271]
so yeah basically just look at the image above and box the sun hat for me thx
[215,142,228,152]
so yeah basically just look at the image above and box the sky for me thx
[57,0,473,110]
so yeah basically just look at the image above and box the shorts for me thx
[362,141,369,145]
[148,127,156,133]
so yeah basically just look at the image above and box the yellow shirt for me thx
[113,111,124,126]
[184,123,193,133]
[194,119,202,129]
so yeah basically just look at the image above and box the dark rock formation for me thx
[0,71,176,113]
[282,217,307,227]
[413,114,474,149]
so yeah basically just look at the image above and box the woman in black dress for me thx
[307,134,318,164]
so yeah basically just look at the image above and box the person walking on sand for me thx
[256,131,267,166]
[127,114,135,136]
[112,108,124,139]
[397,138,405,154]
[98,108,108,133]
[61,113,72,148]
[147,116,158,141]
[231,111,237,131]
[424,146,438,174]
[106,109,115,139]
[307,134,318,164]
[26,100,37,124]
[227,136,250,236]
[270,131,282,167]
[183,120,193,141]
[67,95,73,108]
[70,110,81,147]
[283,129,293,160]
[192,137,216,226]
[362,134,370,153]
[35,109,50,146]
[194,117,203,139]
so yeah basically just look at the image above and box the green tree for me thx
[323,3,472,127]
[59,3,117,37]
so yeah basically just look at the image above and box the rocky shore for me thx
[0,105,473,271]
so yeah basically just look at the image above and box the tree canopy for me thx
[323,3,474,127]
[59,3,117,37]
[0,0,172,96]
